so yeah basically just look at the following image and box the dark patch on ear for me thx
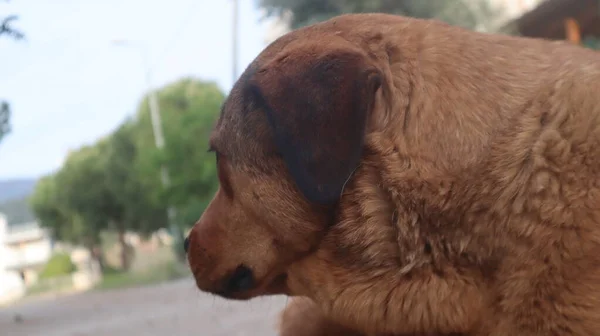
[248,49,382,205]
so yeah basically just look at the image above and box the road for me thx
[0,277,289,336]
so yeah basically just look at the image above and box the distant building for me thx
[502,0,600,45]
[0,213,52,304]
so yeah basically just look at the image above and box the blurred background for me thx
[0,0,598,335]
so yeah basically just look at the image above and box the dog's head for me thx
[187,32,382,300]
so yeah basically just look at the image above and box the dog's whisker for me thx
[340,163,361,199]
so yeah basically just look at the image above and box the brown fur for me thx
[279,297,366,336]
[187,13,600,335]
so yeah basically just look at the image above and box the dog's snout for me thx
[183,235,190,253]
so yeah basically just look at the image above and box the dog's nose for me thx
[222,264,255,294]
[183,235,190,253]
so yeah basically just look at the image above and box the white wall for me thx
[0,214,7,271]
[3,238,52,270]
[0,213,26,305]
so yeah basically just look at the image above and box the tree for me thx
[32,77,224,269]
[31,145,120,270]
[258,0,505,32]
[1,1,24,145]
[1,14,24,40]
[133,78,225,229]
[30,173,107,269]
[0,101,10,144]
[30,175,70,241]
[31,120,170,271]
[44,146,111,260]
[102,121,168,269]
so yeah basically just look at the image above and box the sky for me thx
[0,0,274,179]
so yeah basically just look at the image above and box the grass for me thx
[94,260,190,291]
[23,244,190,298]
[26,275,74,297]
[96,239,191,290]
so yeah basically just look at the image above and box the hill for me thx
[0,178,37,203]
[0,197,35,224]
[0,179,37,224]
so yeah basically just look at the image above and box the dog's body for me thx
[187,13,600,335]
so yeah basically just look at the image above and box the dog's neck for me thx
[286,130,527,334]
[287,148,496,334]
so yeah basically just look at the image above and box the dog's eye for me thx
[207,146,221,163]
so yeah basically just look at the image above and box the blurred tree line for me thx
[30,78,224,271]
[258,0,505,32]
[583,36,600,50]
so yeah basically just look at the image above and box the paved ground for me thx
[0,277,289,336]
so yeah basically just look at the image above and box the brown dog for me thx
[186,13,600,335]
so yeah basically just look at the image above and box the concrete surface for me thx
[0,277,289,336]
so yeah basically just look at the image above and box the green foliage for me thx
[55,145,109,245]
[583,36,600,50]
[101,121,168,236]
[40,253,76,279]
[30,175,81,244]
[96,260,187,290]
[258,0,504,32]
[31,127,167,246]
[30,77,224,262]
[134,78,224,227]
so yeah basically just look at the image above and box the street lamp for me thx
[111,40,182,256]
[232,0,239,83]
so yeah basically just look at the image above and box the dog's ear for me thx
[249,48,382,205]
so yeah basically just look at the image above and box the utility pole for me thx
[232,0,239,83]
[112,40,183,260]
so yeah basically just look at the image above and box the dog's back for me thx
[279,14,600,335]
